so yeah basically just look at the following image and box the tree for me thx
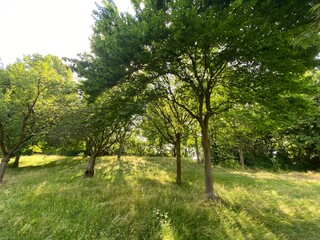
[269,70,320,170]
[57,81,144,177]
[0,54,75,182]
[72,0,319,199]
[209,67,320,170]
[144,93,193,185]
[69,0,151,100]
[136,0,319,199]
[80,101,119,177]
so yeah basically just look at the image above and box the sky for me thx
[0,0,133,65]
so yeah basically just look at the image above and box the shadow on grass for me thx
[213,170,320,239]
[16,157,85,171]
[219,196,320,239]
[5,156,319,239]
[108,159,132,184]
[218,170,320,199]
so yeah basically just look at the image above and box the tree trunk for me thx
[195,132,201,164]
[238,142,244,167]
[12,155,21,168]
[84,154,96,177]
[200,119,215,200]
[158,138,164,156]
[84,142,91,157]
[176,133,182,185]
[172,146,176,157]
[0,155,11,183]
[117,138,124,162]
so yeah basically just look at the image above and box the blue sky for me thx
[0,0,133,65]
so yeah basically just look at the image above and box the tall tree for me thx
[72,0,319,199]
[144,93,193,184]
[0,54,75,182]
[136,0,319,199]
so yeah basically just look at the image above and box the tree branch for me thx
[165,82,199,121]
[147,114,175,144]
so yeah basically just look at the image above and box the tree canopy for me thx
[1,0,317,200]
[0,54,76,182]
[69,0,319,199]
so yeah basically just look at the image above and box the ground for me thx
[0,155,319,239]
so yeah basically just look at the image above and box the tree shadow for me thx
[212,171,320,239]
[16,157,86,171]
[218,196,320,239]
[6,156,319,239]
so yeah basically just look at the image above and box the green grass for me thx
[0,155,319,240]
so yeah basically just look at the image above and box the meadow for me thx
[0,155,319,240]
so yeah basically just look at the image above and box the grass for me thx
[0,155,319,240]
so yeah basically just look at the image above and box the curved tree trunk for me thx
[176,133,182,185]
[200,119,215,200]
[84,154,96,177]
[0,155,11,183]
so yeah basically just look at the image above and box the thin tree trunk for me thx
[84,154,96,177]
[238,142,244,167]
[84,142,91,157]
[176,133,182,185]
[172,146,176,157]
[117,139,124,162]
[0,155,11,183]
[12,155,21,168]
[159,138,164,156]
[200,119,215,200]
[195,132,201,164]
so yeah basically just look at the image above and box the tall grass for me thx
[0,155,319,239]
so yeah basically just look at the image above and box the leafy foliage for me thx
[0,54,75,157]
[68,0,319,197]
